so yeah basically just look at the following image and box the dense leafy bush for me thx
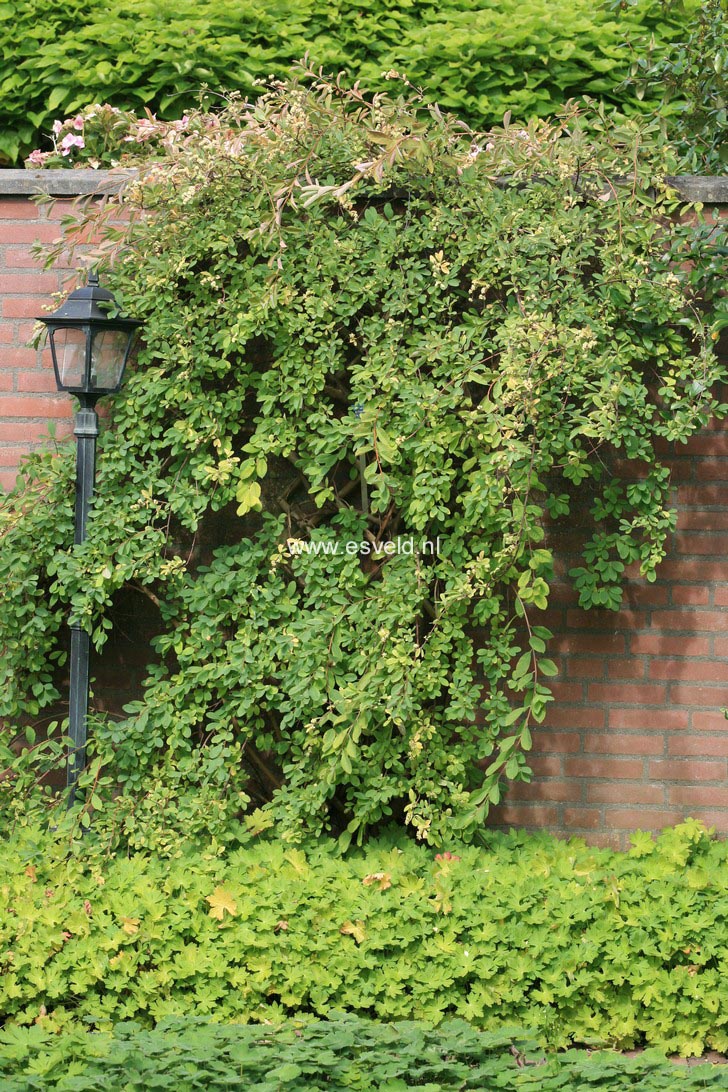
[3,73,726,846]
[1,821,727,1056]
[1,1017,727,1090]
[0,0,699,164]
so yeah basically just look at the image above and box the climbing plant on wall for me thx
[1,69,726,847]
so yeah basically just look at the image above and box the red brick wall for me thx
[2,175,727,844]
[0,194,75,490]
[488,402,728,846]
[485,191,728,846]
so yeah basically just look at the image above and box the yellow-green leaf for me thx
[340,919,366,944]
[235,479,262,516]
[206,886,238,921]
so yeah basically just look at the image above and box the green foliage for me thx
[0,1019,535,1091]
[0,445,73,720]
[0,0,700,165]
[620,0,728,170]
[1,1017,727,1091]
[2,73,726,845]
[1,821,728,1059]
[25,103,159,170]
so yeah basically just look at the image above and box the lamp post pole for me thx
[67,395,99,800]
[37,272,141,805]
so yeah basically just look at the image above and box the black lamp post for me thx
[38,272,141,801]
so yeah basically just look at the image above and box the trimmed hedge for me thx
[1,1017,727,1090]
[2,820,727,1055]
[0,0,698,163]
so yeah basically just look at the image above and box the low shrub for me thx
[1,820,727,1056]
[0,0,698,164]
[1,1016,726,1090]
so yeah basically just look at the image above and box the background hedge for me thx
[0,0,698,164]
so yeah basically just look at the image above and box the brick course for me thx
[2,173,727,847]
[0,194,76,477]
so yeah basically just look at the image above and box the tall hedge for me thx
[0,0,698,164]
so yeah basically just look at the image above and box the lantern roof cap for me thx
[39,272,140,327]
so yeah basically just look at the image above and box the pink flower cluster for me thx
[123,114,191,146]
[59,133,85,154]
[26,149,50,167]
[25,103,194,170]
[52,115,84,136]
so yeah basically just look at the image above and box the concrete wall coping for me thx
[0,170,138,195]
[0,169,726,202]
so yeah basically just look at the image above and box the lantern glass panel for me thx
[90,328,130,390]
[52,327,87,389]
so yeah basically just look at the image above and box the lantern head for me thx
[38,272,141,398]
